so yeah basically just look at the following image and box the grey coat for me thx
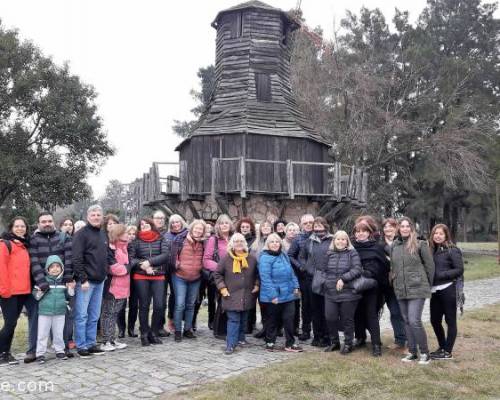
[213,253,259,312]
[324,248,362,302]
[390,238,435,300]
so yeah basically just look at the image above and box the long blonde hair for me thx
[398,217,419,254]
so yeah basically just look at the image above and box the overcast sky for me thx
[0,0,431,197]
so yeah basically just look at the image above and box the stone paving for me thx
[1,276,499,399]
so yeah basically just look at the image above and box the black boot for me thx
[353,338,366,349]
[253,328,266,339]
[118,329,125,339]
[372,344,382,357]
[140,335,150,346]
[128,327,138,338]
[324,342,341,352]
[341,344,353,355]
[148,333,162,345]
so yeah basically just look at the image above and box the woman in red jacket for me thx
[0,216,31,366]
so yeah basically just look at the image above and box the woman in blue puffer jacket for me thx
[258,233,302,353]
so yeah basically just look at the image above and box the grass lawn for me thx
[463,254,500,281]
[458,242,497,252]
[167,303,500,400]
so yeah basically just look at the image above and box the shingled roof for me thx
[176,1,329,150]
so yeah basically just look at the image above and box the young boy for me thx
[35,255,73,363]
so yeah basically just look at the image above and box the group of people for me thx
[0,206,464,366]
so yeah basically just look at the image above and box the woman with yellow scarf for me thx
[213,233,259,355]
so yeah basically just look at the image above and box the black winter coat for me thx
[324,248,362,302]
[432,246,464,286]
[288,231,313,274]
[72,225,108,284]
[353,240,390,289]
[299,233,333,276]
[128,237,170,276]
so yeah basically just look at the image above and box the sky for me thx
[0,0,430,197]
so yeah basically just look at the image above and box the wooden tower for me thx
[134,1,367,224]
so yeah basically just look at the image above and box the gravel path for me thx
[1,277,499,399]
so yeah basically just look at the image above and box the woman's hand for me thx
[251,285,259,294]
[271,298,278,304]
[220,287,230,297]
[293,288,301,297]
[141,260,151,270]
[145,266,154,275]
[336,279,344,291]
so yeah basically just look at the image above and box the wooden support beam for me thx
[361,171,368,203]
[186,200,201,219]
[211,158,219,199]
[355,168,363,199]
[318,200,335,217]
[240,156,246,198]
[179,160,188,202]
[215,196,229,215]
[286,159,294,199]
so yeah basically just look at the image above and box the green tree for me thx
[172,65,215,137]
[0,22,114,211]
[290,0,499,236]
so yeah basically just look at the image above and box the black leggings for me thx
[430,282,457,353]
[134,279,165,335]
[117,280,139,332]
[325,299,358,345]
[266,301,296,347]
[0,294,29,353]
[354,287,382,345]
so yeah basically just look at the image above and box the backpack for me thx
[0,239,12,254]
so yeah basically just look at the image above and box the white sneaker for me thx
[418,353,431,365]
[111,341,127,350]
[101,342,116,352]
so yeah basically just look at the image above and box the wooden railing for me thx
[128,158,367,210]
[208,157,367,202]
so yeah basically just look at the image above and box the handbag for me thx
[311,269,327,295]
[352,274,378,293]
[202,235,219,283]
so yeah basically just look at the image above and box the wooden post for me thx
[361,171,368,203]
[287,160,295,199]
[334,162,341,198]
[179,160,188,202]
[355,168,363,199]
[240,156,246,198]
[348,167,355,197]
[211,158,219,199]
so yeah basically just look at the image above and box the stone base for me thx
[167,194,323,224]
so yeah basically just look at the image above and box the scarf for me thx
[138,230,160,242]
[1,231,29,246]
[229,250,249,273]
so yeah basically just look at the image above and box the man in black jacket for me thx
[25,212,74,363]
[73,205,108,358]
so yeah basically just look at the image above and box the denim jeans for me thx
[172,275,201,332]
[226,310,248,350]
[384,287,407,346]
[24,293,39,355]
[398,298,429,354]
[74,281,104,350]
